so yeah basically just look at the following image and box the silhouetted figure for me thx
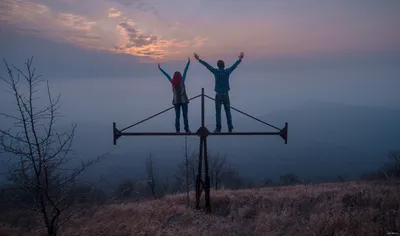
[194,52,244,132]
[158,58,191,134]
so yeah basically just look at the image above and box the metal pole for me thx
[185,135,189,208]
[200,88,211,212]
[201,88,205,127]
[196,88,206,210]
[196,137,203,210]
[204,137,211,212]
[285,122,288,144]
[113,122,117,145]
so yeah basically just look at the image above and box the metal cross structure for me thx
[113,88,288,212]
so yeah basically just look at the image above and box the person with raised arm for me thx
[193,52,244,133]
[158,57,191,134]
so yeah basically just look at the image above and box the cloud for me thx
[193,36,208,48]
[174,41,190,48]
[0,0,107,50]
[117,22,158,47]
[58,13,96,31]
[136,2,160,17]
[167,21,181,30]
[14,28,46,35]
[108,7,122,18]
[107,7,201,59]
[0,0,209,61]
[107,0,139,7]
[107,0,160,17]
[0,0,51,21]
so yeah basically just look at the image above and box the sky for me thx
[1,0,399,61]
[0,0,400,184]
[0,0,399,125]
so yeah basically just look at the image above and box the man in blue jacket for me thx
[194,52,244,133]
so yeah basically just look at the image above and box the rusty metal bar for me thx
[116,131,282,137]
[117,132,199,136]
[120,94,201,132]
[203,94,281,131]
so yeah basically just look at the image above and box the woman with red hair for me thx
[158,57,191,134]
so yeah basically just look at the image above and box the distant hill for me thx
[74,101,400,185]
[232,100,400,180]
[2,101,399,186]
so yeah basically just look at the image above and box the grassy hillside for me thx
[1,181,399,236]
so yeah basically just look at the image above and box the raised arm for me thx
[182,57,190,82]
[226,52,244,73]
[226,59,242,73]
[158,64,172,82]
[194,53,216,73]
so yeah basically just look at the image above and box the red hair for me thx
[171,71,182,87]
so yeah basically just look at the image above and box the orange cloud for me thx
[107,7,208,60]
[58,13,96,31]
[0,0,208,61]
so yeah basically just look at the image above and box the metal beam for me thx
[117,131,281,136]
[209,132,281,136]
[117,132,199,136]
[203,94,281,131]
[120,94,201,132]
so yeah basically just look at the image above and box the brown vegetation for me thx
[1,180,399,236]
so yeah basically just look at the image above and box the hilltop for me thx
[2,180,399,236]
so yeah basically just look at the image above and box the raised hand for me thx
[238,52,244,59]
[193,53,200,60]
[188,57,190,62]
[158,63,161,69]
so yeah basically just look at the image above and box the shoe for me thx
[228,128,233,133]
[185,130,191,134]
[214,129,221,133]
[176,131,180,134]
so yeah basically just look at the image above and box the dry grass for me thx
[1,181,399,236]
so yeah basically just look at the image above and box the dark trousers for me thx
[174,103,189,132]
[215,93,233,130]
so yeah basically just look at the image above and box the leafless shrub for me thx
[0,57,112,236]
[146,153,168,199]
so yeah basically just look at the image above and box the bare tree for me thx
[361,151,400,181]
[68,183,108,205]
[220,166,243,189]
[174,152,229,192]
[209,153,228,190]
[387,151,400,178]
[262,178,274,187]
[189,151,198,188]
[0,57,108,236]
[115,179,144,201]
[184,139,191,207]
[116,179,136,199]
[280,173,301,185]
[145,153,168,199]
[172,150,198,194]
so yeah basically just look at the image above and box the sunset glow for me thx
[0,0,398,61]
